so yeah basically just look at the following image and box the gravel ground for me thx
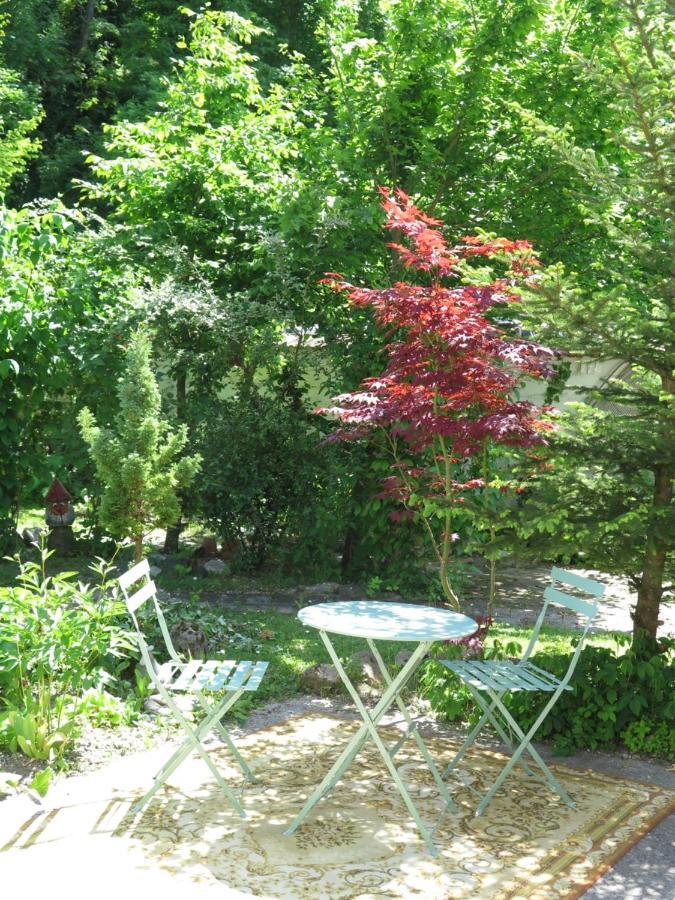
[0,715,178,797]
[2,694,672,801]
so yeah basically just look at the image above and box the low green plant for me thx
[77,688,132,728]
[0,542,137,764]
[508,637,675,758]
[422,628,675,759]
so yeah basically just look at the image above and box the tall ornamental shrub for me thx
[78,330,200,562]
[318,188,553,609]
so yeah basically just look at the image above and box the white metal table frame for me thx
[283,601,477,855]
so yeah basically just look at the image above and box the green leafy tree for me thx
[0,58,42,198]
[0,201,140,551]
[78,330,200,562]
[515,0,674,644]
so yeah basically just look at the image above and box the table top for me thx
[297,601,477,642]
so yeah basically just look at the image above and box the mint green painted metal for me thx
[286,601,478,855]
[118,559,268,815]
[298,600,477,641]
[440,568,605,816]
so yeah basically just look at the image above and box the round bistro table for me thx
[284,600,477,855]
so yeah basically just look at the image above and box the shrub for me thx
[0,544,137,763]
[421,631,675,759]
[507,637,675,757]
[196,391,347,573]
[79,329,200,562]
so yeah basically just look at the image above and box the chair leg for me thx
[473,687,574,816]
[463,687,537,779]
[134,689,247,817]
[194,688,258,783]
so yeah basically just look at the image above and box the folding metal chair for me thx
[118,559,268,815]
[440,567,604,815]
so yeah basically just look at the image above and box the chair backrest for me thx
[118,559,156,613]
[522,567,605,665]
[545,567,604,620]
[118,559,181,664]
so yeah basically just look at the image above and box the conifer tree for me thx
[515,0,674,644]
[78,330,200,562]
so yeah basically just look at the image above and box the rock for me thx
[350,649,382,685]
[300,663,341,693]
[169,621,208,659]
[395,649,414,668]
[149,565,162,578]
[143,698,169,717]
[21,527,43,547]
[144,694,195,717]
[203,558,226,576]
[190,536,220,573]
[304,582,342,597]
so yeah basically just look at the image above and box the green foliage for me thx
[514,404,674,590]
[421,631,675,759]
[0,543,136,764]
[515,1,674,642]
[0,52,42,197]
[196,390,342,572]
[1,1,670,615]
[507,637,675,758]
[0,202,139,551]
[79,330,200,560]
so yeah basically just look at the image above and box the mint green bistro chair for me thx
[118,559,268,816]
[440,567,605,816]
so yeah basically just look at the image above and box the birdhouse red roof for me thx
[45,478,71,503]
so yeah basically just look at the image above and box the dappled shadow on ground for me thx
[462,560,674,636]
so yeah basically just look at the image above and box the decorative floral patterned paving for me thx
[2,714,673,900]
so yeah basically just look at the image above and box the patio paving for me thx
[1,696,672,898]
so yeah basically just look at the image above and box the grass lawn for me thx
[150,598,620,716]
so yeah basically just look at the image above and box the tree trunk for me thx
[633,463,672,643]
[163,369,187,554]
[163,521,183,554]
[133,534,144,564]
[78,0,97,53]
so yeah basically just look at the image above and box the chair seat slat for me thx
[525,661,567,687]
[200,662,236,691]
[192,660,222,688]
[170,659,204,690]
[513,664,559,691]
[226,661,254,690]
[243,660,269,692]
[442,660,562,693]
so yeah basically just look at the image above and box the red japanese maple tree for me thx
[317,188,554,609]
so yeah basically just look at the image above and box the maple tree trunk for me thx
[488,554,497,618]
[633,463,672,644]
[133,534,144,564]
